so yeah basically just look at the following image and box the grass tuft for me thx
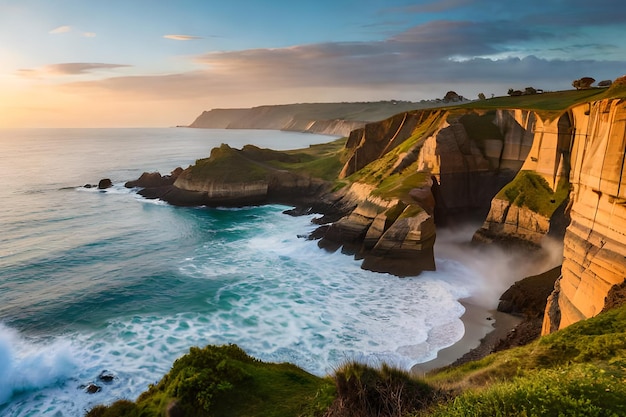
[327,362,438,417]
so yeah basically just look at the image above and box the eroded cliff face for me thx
[320,109,528,275]
[474,111,572,245]
[542,99,626,333]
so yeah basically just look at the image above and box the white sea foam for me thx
[0,325,78,406]
[0,208,477,416]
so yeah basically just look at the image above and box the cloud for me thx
[48,25,96,38]
[18,63,131,77]
[49,25,71,34]
[47,63,131,75]
[163,34,202,41]
[48,10,626,107]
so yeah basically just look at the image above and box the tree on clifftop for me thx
[443,91,461,102]
[572,77,595,90]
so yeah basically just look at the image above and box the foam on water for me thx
[0,205,478,416]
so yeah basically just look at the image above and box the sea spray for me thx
[0,325,77,405]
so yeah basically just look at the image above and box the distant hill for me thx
[187,101,446,136]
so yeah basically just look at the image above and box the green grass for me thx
[427,364,626,417]
[372,170,430,200]
[189,144,270,183]
[451,86,626,121]
[185,138,348,185]
[346,110,444,192]
[457,89,607,112]
[328,362,438,417]
[495,171,570,217]
[272,138,349,181]
[86,344,335,417]
[422,305,626,417]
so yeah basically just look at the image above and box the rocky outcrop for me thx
[125,168,183,188]
[542,98,626,333]
[474,197,551,246]
[416,114,516,214]
[319,182,437,276]
[127,144,333,208]
[339,110,444,178]
[98,178,112,189]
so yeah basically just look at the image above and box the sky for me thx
[1,0,625,128]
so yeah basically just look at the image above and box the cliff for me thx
[542,96,626,333]
[187,101,436,137]
[133,85,626,333]
[317,86,626,330]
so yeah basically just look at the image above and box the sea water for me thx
[0,128,557,416]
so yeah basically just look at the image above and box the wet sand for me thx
[412,300,521,375]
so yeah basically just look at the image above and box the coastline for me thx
[412,300,521,375]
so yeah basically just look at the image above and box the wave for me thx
[0,325,77,406]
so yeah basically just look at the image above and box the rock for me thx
[84,184,93,188]
[473,198,550,246]
[97,178,112,189]
[84,383,101,394]
[166,400,185,417]
[125,169,182,188]
[498,266,561,317]
[98,370,115,383]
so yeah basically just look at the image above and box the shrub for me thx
[327,362,436,417]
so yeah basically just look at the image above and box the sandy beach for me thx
[412,300,522,375]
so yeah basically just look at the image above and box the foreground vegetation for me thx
[87,304,626,416]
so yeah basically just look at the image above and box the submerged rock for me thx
[98,370,115,383]
[83,383,101,394]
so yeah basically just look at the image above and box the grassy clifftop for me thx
[185,138,349,184]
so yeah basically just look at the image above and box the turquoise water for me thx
[0,128,554,416]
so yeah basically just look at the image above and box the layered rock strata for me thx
[542,98,626,333]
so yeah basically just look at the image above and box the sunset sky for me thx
[1,0,625,128]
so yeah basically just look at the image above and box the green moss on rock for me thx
[496,171,569,218]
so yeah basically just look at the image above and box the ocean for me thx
[0,128,557,416]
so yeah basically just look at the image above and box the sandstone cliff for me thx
[319,108,527,275]
[542,97,626,333]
